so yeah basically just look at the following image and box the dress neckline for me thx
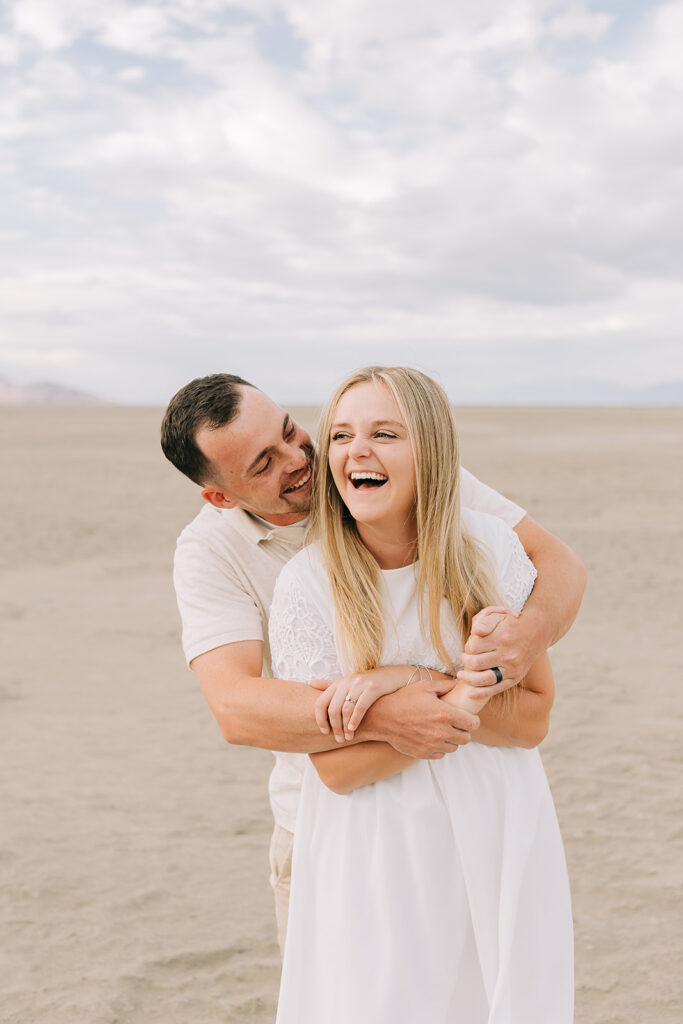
[380,561,417,576]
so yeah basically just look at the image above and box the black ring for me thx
[491,667,503,684]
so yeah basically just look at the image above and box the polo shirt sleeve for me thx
[173,529,265,667]
[459,467,526,529]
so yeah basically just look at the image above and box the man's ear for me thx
[201,486,237,510]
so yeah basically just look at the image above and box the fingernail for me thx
[345,733,351,741]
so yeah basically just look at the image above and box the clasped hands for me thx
[311,605,534,750]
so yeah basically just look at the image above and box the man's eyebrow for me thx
[246,414,293,474]
[246,445,272,474]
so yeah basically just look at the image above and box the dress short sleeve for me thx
[462,508,537,613]
[498,530,538,612]
[269,552,341,685]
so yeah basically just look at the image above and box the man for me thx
[161,373,586,951]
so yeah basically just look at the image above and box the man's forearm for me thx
[199,666,476,759]
[202,672,365,752]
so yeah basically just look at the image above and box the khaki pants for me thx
[268,824,294,956]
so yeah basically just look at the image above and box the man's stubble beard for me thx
[279,445,316,515]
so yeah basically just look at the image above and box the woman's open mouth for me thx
[350,472,388,490]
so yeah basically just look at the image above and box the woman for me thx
[269,367,573,1023]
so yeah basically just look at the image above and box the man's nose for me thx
[282,439,307,470]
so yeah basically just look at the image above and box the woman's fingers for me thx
[309,676,332,691]
[317,671,407,742]
[339,680,367,740]
[314,686,335,734]
[341,679,374,738]
[326,684,349,742]
[345,690,375,735]
[314,679,353,739]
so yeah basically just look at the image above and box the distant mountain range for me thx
[1,372,681,407]
[0,375,105,405]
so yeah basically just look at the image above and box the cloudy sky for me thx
[1,0,682,404]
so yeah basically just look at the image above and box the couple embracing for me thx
[162,365,585,1023]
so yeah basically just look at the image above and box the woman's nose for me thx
[348,434,371,458]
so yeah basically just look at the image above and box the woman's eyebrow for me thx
[331,419,405,429]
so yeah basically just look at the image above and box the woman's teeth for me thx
[350,472,388,489]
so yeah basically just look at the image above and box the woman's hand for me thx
[310,666,452,743]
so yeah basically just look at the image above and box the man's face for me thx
[197,386,315,525]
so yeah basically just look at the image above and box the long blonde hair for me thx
[310,366,500,673]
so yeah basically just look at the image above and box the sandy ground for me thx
[1,404,681,1024]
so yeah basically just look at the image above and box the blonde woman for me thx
[268,367,573,1023]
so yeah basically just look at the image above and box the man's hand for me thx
[361,678,479,759]
[457,605,546,697]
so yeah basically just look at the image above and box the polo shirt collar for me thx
[222,507,308,545]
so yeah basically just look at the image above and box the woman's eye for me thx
[376,431,396,439]
[256,458,272,475]
[331,431,349,441]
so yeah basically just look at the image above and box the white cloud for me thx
[547,4,613,41]
[0,0,681,402]
[97,3,179,56]
[118,65,146,83]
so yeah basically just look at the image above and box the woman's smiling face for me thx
[328,380,417,544]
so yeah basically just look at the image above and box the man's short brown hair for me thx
[160,373,255,485]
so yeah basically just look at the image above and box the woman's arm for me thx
[311,653,554,794]
[452,652,555,749]
[311,741,416,795]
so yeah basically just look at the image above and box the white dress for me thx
[269,510,573,1024]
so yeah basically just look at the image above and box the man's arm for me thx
[192,640,480,758]
[458,515,586,691]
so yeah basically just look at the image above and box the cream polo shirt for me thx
[174,506,307,674]
[173,468,525,831]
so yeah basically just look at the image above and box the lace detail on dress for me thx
[269,570,341,685]
[501,532,538,613]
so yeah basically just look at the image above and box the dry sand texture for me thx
[1,405,681,1023]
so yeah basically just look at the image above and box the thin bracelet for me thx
[405,664,434,686]
[405,666,421,686]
